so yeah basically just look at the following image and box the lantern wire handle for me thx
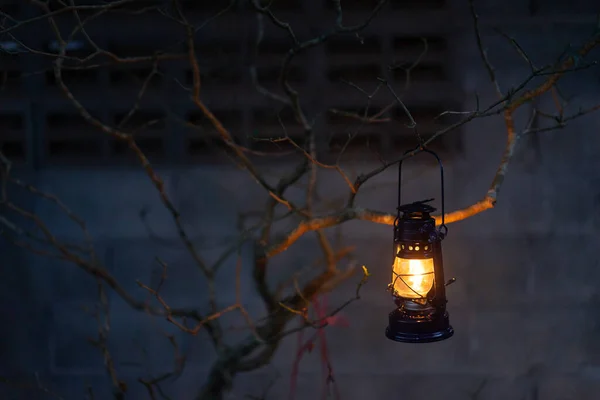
[397,146,447,235]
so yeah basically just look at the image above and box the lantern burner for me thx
[397,298,435,312]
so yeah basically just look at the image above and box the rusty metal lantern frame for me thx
[385,147,454,343]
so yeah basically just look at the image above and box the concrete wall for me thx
[2,3,600,400]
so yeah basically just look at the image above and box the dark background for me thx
[1,0,600,399]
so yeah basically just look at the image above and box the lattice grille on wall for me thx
[0,44,22,92]
[0,112,26,162]
[186,109,242,159]
[44,111,105,162]
[324,0,446,10]
[0,0,466,166]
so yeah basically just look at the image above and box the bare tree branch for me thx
[1,1,599,399]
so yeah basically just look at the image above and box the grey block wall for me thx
[2,3,600,400]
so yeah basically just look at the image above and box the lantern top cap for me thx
[397,198,437,216]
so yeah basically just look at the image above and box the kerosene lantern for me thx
[386,148,454,343]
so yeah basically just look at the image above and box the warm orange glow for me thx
[392,256,434,298]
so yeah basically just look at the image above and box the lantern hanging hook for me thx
[396,145,447,235]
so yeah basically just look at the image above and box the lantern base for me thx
[386,308,453,343]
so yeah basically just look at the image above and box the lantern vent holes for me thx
[399,243,429,252]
